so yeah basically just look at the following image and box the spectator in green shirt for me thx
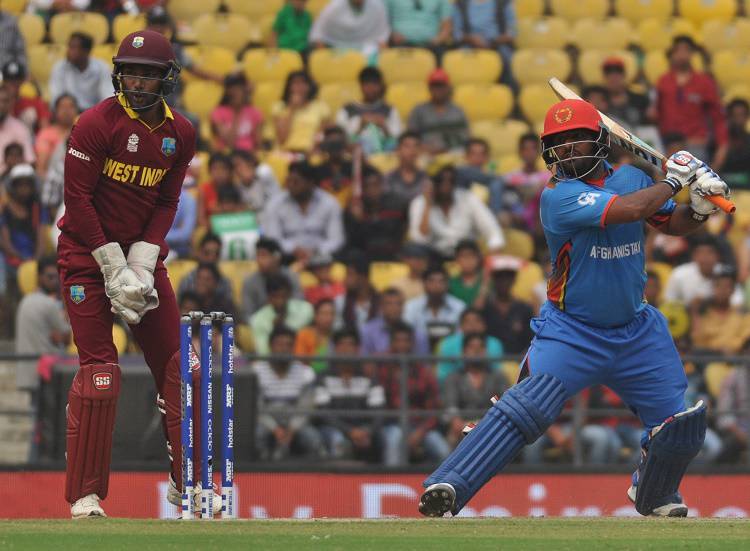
[448,239,485,306]
[386,0,453,49]
[270,0,313,54]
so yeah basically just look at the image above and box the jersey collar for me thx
[583,161,614,188]
[116,93,173,132]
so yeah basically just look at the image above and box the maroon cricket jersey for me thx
[58,94,195,267]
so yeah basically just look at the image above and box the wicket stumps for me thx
[180,311,235,520]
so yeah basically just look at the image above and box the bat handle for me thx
[708,195,736,214]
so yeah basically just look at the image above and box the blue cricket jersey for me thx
[540,163,676,328]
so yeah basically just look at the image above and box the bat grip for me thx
[708,195,736,214]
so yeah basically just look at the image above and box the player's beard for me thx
[560,155,598,179]
[124,89,161,111]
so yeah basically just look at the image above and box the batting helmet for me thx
[112,30,180,109]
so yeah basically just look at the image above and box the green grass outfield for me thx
[1,518,750,550]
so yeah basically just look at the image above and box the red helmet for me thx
[541,99,602,139]
[112,30,181,108]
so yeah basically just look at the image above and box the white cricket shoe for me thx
[419,483,456,517]
[627,485,688,517]
[167,475,222,516]
[71,494,106,519]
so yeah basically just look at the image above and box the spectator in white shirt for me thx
[408,164,504,259]
[309,0,390,57]
[49,32,112,110]
[664,234,743,308]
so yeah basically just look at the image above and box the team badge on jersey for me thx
[70,285,85,304]
[161,137,176,156]
[127,133,139,153]
[132,36,144,48]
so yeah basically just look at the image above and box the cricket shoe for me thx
[627,485,688,517]
[419,483,456,517]
[71,494,106,519]
[167,475,223,516]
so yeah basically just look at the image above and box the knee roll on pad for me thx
[635,402,707,516]
[65,363,121,504]
[497,373,568,444]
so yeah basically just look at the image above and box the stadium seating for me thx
[636,17,699,52]
[235,323,255,351]
[167,0,220,21]
[550,0,609,21]
[442,49,502,85]
[181,46,238,83]
[91,43,117,70]
[646,261,673,294]
[677,0,736,26]
[471,119,530,158]
[192,13,254,53]
[516,17,568,49]
[219,260,258,305]
[453,84,513,122]
[723,83,750,104]
[369,262,410,291]
[577,50,638,85]
[28,44,65,92]
[516,0,545,18]
[319,81,361,115]
[223,0,283,18]
[309,49,367,84]
[642,50,704,86]
[17,13,45,46]
[512,261,545,304]
[16,260,36,295]
[701,19,750,54]
[2,0,26,14]
[703,362,734,398]
[570,18,634,51]
[385,82,429,120]
[709,50,750,90]
[166,259,198,294]
[511,49,571,87]
[242,49,304,83]
[307,0,330,17]
[367,152,398,174]
[262,150,291,184]
[112,13,146,44]
[253,80,285,119]
[182,80,223,121]
[378,48,436,85]
[69,325,128,356]
[518,84,560,125]
[614,0,673,24]
[50,11,109,45]
[501,228,535,261]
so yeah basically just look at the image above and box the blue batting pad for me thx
[635,402,706,515]
[424,374,566,513]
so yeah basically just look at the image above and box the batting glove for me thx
[689,164,730,216]
[662,150,700,195]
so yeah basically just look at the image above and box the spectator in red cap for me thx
[601,57,648,130]
[407,69,469,154]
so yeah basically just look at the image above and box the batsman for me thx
[57,30,219,517]
[420,98,730,518]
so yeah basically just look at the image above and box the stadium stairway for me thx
[0,359,32,464]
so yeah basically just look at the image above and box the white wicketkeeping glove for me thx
[124,240,161,318]
[661,150,700,195]
[91,242,149,324]
[689,164,730,216]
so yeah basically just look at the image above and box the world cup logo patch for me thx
[132,36,144,48]
[554,107,573,124]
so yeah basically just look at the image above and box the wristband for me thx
[689,208,709,222]
[660,178,682,196]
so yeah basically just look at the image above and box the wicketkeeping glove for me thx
[689,164,730,216]
[661,150,700,195]
[91,242,149,324]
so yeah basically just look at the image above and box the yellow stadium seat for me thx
[704,362,734,399]
[167,0,220,21]
[2,0,26,14]
[253,80,285,119]
[570,18,634,51]
[242,48,304,83]
[511,49,571,87]
[49,12,109,45]
[385,82,429,120]
[91,43,117,70]
[496,154,522,174]
[614,0,673,24]
[19,81,38,99]
[701,19,750,54]
[501,228,535,260]
[512,260,544,303]
[309,49,367,84]
[678,0,736,26]
[17,260,37,295]
[472,119,530,158]
[319,81,361,114]
[578,50,638,85]
[369,262,410,291]
[307,0,329,17]
[502,361,519,384]
[646,261,672,293]
[192,13,253,53]
[112,13,146,43]
[516,17,568,49]
[28,44,65,88]
[642,50,704,86]
[516,0,545,18]
[166,259,198,294]
[550,0,609,20]
[235,323,255,351]
[518,84,559,125]
[636,18,698,52]
[259,14,276,44]
[69,324,128,356]
[18,13,45,46]
[262,150,291,184]
[219,260,257,305]
[706,50,750,89]
[378,48,436,85]
[182,80,224,120]
[443,49,501,85]
[367,152,398,174]
[181,46,238,83]
[454,84,513,122]
[724,83,750,104]
[223,0,284,18]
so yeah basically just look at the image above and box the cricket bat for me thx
[548,77,735,214]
